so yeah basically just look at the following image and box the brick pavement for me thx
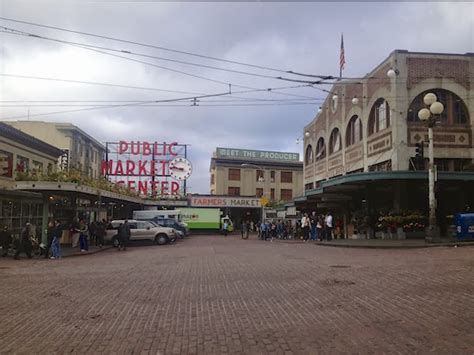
[0,235,473,354]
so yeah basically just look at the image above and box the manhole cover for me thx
[329,265,351,268]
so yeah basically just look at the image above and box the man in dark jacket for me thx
[1,226,12,257]
[117,220,131,251]
[14,223,33,259]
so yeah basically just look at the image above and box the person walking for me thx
[70,217,80,248]
[117,220,131,251]
[325,212,334,241]
[222,220,229,237]
[43,220,54,259]
[301,213,310,241]
[79,219,89,252]
[14,222,34,259]
[309,214,317,241]
[96,219,107,248]
[50,220,62,259]
[241,220,249,239]
[1,226,12,257]
[317,216,324,241]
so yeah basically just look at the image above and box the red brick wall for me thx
[407,57,470,90]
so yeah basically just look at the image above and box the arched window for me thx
[407,89,469,125]
[329,128,342,155]
[368,98,390,136]
[346,115,362,147]
[316,137,326,161]
[305,145,314,164]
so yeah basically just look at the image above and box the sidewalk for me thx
[315,238,474,249]
[60,244,113,257]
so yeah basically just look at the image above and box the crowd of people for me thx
[234,212,341,241]
[0,217,111,260]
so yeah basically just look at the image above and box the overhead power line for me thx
[0,17,337,80]
[0,27,318,100]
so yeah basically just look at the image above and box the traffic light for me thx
[415,141,424,160]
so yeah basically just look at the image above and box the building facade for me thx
[210,147,303,203]
[299,50,474,236]
[6,121,106,178]
[0,122,63,237]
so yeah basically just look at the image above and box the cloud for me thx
[0,2,472,193]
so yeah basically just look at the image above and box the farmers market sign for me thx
[190,196,262,208]
[216,147,299,162]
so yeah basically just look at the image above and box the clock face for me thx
[169,158,192,181]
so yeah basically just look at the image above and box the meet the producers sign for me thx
[181,208,221,229]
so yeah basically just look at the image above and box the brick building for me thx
[298,50,474,237]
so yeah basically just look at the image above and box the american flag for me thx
[339,33,345,77]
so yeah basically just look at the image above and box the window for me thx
[281,171,293,183]
[16,155,29,173]
[316,138,326,161]
[228,168,241,181]
[329,128,342,154]
[305,145,314,164]
[210,174,215,185]
[0,150,13,177]
[369,160,392,172]
[256,188,263,197]
[256,170,264,182]
[281,189,293,201]
[346,115,362,147]
[369,99,391,135]
[270,188,275,200]
[305,182,314,191]
[270,171,275,183]
[32,161,43,174]
[407,89,469,125]
[228,187,240,196]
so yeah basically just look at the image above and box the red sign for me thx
[102,140,186,196]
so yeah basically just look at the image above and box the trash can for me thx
[454,213,474,240]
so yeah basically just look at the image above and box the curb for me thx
[63,246,113,258]
[313,241,474,249]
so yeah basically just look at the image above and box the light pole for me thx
[417,93,444,242]
[241,163,267,223]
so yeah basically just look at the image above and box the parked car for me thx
[106,220,176,246]
[148,220,185,239]
[149,217,190,236]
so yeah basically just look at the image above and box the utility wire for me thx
[0,16,330,79]
[0,27,285,81]
[0,28,318,100]
[0,90,232,120]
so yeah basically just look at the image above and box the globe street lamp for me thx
[417,93,444,242]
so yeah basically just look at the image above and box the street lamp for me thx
[241,163,267,222]
[417,92,444,242]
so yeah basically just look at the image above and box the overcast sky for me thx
[1,1,473,194]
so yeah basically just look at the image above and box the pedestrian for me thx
[70,217,80,248]
[241,220,249,239]
[89,221,97,246]
[50,220,62,259]
[1,225,12,257]
[310,215,317,241]
[79,219,89,252]
[222,220,228,237]
[317,216,324,241]
[117,220,131,251]
[301,213,310,241]
[270,222,277,241]
[260,221,268,240]
[14,222,34,259]
[96,219,107,248]
[250,221,254,233]
[325,212,334,241]
[43,220,54,259]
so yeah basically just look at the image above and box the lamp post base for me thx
[425,225,441,243]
